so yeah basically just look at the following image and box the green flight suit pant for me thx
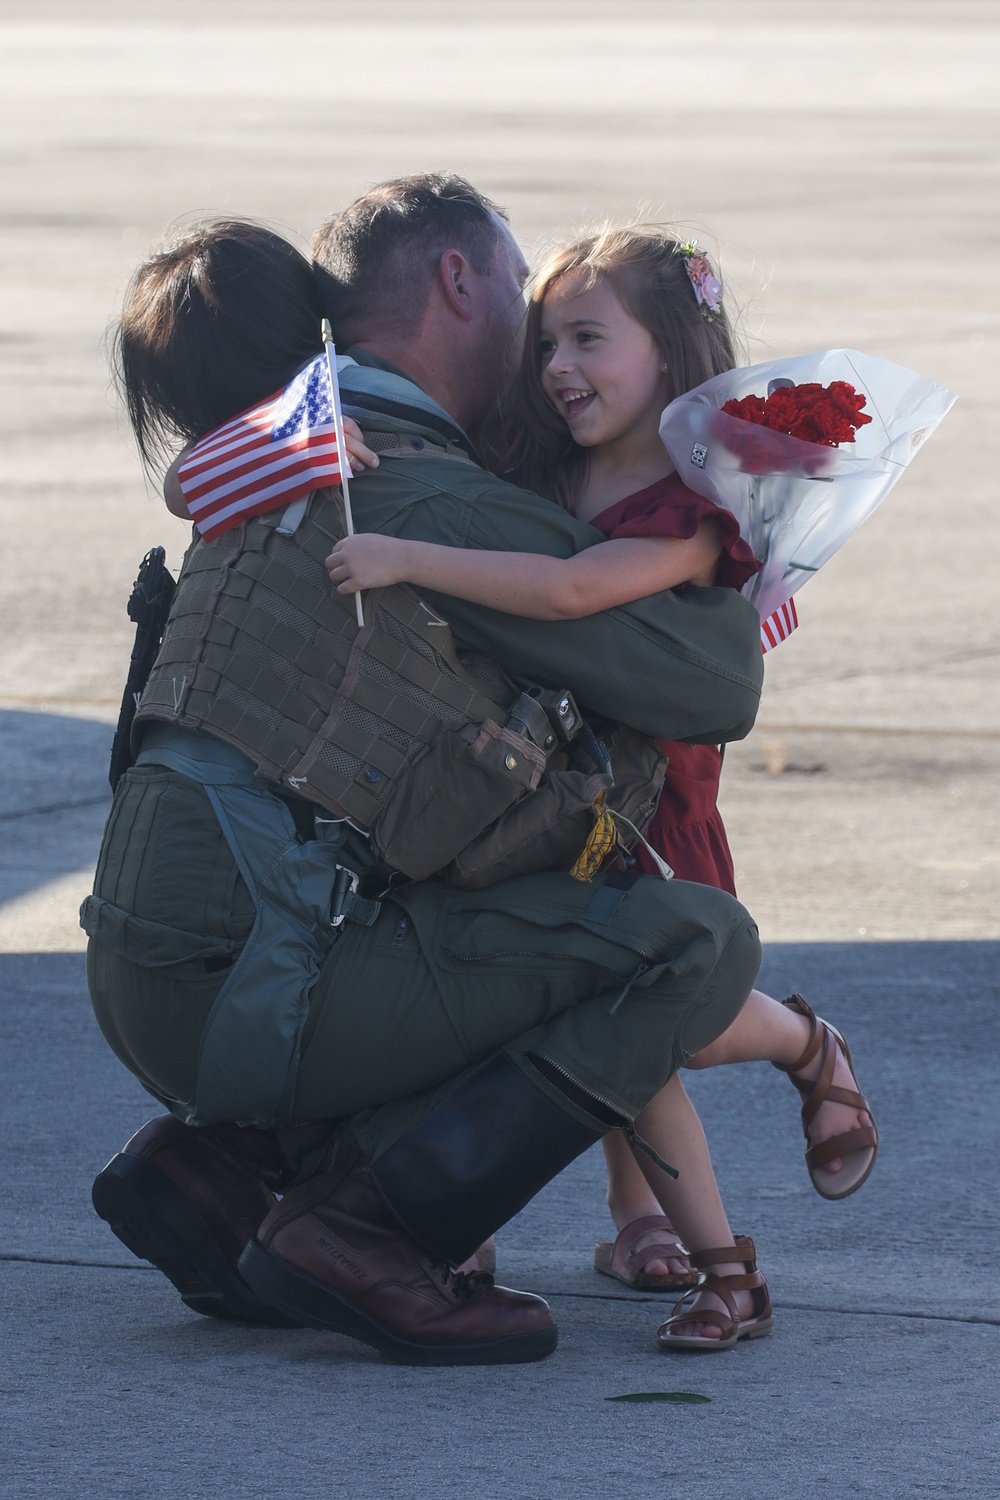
[295,869,760,1165]
[86,766,760,1176]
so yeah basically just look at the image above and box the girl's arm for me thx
[325,521,723,620]
[162,419,381,517]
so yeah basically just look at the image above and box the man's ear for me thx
[437,250,474,322]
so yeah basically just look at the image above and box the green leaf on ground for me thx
[605,1392,711,1405]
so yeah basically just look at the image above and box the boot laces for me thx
[427,1258,493,1300]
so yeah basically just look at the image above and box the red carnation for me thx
[722,380,872,448]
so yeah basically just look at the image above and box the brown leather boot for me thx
[92,1114,297,1326]
[238,1165,557,1364]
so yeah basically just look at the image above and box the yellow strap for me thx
[569,794,618,882]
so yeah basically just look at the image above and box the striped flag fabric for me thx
[177,354,343,542]
[761,596,798,654]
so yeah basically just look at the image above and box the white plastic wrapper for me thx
[658,349,956,621]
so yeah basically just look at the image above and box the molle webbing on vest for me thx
[133,491,518,824]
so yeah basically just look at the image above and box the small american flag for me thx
[177,354,343,542]
[761,596,798,654]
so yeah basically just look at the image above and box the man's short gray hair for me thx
[311,172,508,343]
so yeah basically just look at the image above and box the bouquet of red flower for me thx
[713,380,873,482]
[658,349,955,628]
[723,381,872,446]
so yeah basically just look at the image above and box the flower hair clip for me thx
[679,241,724,320]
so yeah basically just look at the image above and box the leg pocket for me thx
[92,766,255,945]
[87,940,227,1107]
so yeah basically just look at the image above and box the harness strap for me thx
[133,724,380,1125]
[364,431,476,465]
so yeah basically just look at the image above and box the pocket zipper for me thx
[525,1052,678,1180]
[450,902,659,968]
[454,945,623,978]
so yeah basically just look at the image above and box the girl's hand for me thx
[342,416,380,475]
[326,534,411,594]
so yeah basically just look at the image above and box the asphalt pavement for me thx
[3,929,998,1500]
[1,710,998,1498]
[2,5,999,1497]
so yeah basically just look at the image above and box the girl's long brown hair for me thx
[507,225,738,508]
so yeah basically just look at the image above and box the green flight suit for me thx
[84,352,763,1177]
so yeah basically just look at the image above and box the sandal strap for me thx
[702,1268,772,1324]
[805,1123,879,1171]
[668,1273,741,1332]
[610,1215,689,1275]
[801,1080,870,1130]
[659,1303,737,1341]
[772,994,822,1077]
[660,1262,772,1342]
[613,1214,685,1250]
[780,1009,875,1142]
[689,1239,755,1271]
[774,1000,879,1195]
[799,1033,874,1134]
[806,1077,867,1108]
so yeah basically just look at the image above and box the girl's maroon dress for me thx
[591,474,760,897]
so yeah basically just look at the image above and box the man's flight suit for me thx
[83,351,764,1262]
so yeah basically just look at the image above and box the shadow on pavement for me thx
[0,708,114,905]
[2,939,997,1307]
[1,939,998,1499]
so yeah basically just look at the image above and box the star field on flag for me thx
[177,355,343,542]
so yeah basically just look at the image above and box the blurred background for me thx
[1,0,997,948]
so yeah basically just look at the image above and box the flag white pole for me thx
[322,319,364,628]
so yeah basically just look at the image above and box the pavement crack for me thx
[0,794,110,822]
[1,1253,155,1272]
[547,1290,1000,1327]
[774,1298,1000,1328]
[7,1260,999,1328]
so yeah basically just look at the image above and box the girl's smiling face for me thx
[538,271,673,451]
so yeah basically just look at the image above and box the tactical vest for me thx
[134,362,668,888]
[133,486,620,882]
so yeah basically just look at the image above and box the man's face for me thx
[484,218,530,345]
[472,217,530,420]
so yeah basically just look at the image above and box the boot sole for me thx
[92,1153,298,1328]
[238,1239,558,1366]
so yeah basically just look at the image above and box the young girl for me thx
[325,226,879,1351]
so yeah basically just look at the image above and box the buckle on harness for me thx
[532,687,582,746]
[330,865,360,929]
[504,687,583,755]
[329,865,383,932]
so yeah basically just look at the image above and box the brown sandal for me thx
[657,1236,773,1351]
[774,993,879,1201]
[594,1215,698,1291]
